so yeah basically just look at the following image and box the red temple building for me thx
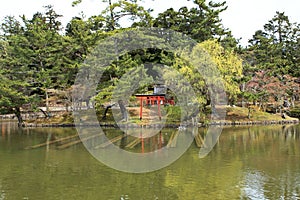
[135,85,175,120]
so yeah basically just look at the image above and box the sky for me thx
[1,0,300,46]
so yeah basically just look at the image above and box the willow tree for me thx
[199,40,243,105]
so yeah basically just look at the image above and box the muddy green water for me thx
[0,121,299,200]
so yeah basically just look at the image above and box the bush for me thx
[164,106,181,122]
[289,107,300,118]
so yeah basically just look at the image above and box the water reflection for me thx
[0,121,18,139]
[0,122,300,199]
[0,181,5,200]
[87,127,221,158]
[226,125,300,200]
[242,170,268,200]
[198,126,222,158]
[83,127,196,173]
[242,169,300,200]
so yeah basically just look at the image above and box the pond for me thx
[0,121,299,199]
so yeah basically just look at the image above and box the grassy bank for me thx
[24,105,299,127]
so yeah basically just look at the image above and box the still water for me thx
[0,121,299,200]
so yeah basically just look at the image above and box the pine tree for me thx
[72,0,152,31]
[247,12,300,76]
[0,17,35,126]
[153,0,237,48]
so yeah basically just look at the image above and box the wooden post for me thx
[140,97,143,120]
[157,96,161,120]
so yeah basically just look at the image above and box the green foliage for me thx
[289,107,300,118]
[0,6,80,118]
[199,40,243,104]
[153,1,238,48]
[1,0,300,125]
[164,106,181,123]
[0,17,36,123]
[0,74,30,111]
[246,12,300,76]
[72,0,152,31]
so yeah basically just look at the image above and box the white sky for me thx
[1,0,300,46]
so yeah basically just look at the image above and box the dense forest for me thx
[0,0,299,126]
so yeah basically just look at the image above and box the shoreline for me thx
[22,118,299,128]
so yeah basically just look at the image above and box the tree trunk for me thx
[247,106,251,119]
[85,98,90,109]
[65,103,69,112]
[258,101,262,111]
[211,103,216,119]
[45,89,49,112]
[241,83,245,107]
[118,100,128,121]
[108,0,116,30]
[14,107,23,127]
[39,108,49,118]
[102,103,116,120]
[291,96,295,108]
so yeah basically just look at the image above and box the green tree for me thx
[199,40,243,105]
[0,74,32,126]
[247,12,300,76]
[0,6,79,121]
[153,0,238,48]
[21,7,68,111]
[0,17,35,125]
[20,6,80,112]
[72,0,152,31]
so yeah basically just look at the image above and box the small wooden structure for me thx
[135,85,174,120]
[135,94,165,120]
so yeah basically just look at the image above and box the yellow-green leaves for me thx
[199,39,243,103]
